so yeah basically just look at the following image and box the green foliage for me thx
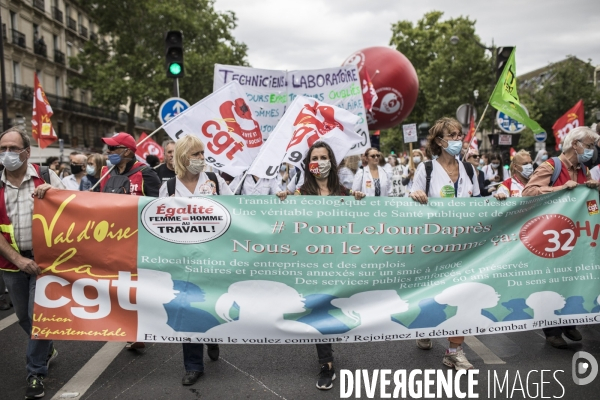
[70,0,248,132]
[389,11,494,128]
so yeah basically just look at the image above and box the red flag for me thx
[136,133,164,162]
[464,114,475,143]
[552,100,584,151]
[31,74,58,149]
[373,130,380,136]
[360,70,378,112]
[510,147,516,159]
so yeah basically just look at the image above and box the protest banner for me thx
[213,64,370,155]
[32,188,600,343]
[247,96,362,179]
[162,81,263,177]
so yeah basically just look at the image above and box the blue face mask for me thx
[577,148,594,163]
[441,139,462,156]
[541,155,548,161]
[108,153,122,166]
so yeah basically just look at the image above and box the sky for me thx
[213,0,599,75]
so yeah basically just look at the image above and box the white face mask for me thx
[491,162,500,169]
[520,163,534,178]
[0,150,25,171]
[412,156,421,164]
[187,158,206,175]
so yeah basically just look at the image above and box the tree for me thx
[521,57,600,153]
[70,0,248,134]
[381,11,494,155]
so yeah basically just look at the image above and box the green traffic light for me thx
[169,62,182,76]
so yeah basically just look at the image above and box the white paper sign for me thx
[402,123,418,143]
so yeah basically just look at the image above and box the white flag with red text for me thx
[248,96,361,179]
[162,81,263,177]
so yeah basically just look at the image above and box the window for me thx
[33,24,39,40]
[36,69,42,82]
[10,11,17,30]
[55,76,62,97]
[65,4,70,18]
[66,42,72,57]
[80,90,86,103]
[13,62,21,85]
[78,13,82,25]
[53,35,59,50]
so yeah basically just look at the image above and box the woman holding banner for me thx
[352,147,391,196]
[409,117,479,371]
[277,141,365,390]
[159,135,231,387]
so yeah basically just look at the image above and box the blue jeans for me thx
[182,343,204,372]
[3,270,54,378]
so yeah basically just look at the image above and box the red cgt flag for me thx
[31,74,58,149]
[136,133,164,163]
[360,69,378,112]
[552,100,584,151]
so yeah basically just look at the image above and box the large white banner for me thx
[248,96,361,179]
[214,64,370,155]
[162,81,262,177]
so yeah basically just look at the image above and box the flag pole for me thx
[462,102,490,161]
[232,170,249,195]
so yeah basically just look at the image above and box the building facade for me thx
[1,0,156,156]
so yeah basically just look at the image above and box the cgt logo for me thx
[587,200,598,215]
[572,351,598,385]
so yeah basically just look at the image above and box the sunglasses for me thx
[469,155,480,159]
[107,146,128,151]
[369,154,381,159]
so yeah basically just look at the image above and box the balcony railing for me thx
[52,7,63,23]
[67,17,77,31]
[90,32,97,42]
[54,49,65,64]
[34,41,47,57]
[79,25,88,38]
[11,29,26,48]
[33,0,45,12]
[7,83,119,120]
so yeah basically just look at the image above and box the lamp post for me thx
[0,13,9,131]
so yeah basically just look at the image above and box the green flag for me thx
[489,47,545,134]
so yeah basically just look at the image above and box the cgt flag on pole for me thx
[31,74,58,149]
[136,132,164,163]
[489,48,545,134]
[552,100,584,151]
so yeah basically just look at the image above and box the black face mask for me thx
[582,144,600,168]
[71,164,84,174]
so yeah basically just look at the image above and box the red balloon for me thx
[343,47,419,130]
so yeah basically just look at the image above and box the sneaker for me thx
[46,347,58,368]
[25,375,45,399]
[0,300,10,310]
[316,363,336,390]
[206,344,219,361]
[416,339,433,350]
[563,328,582,341]
[125,342,146,350]
[442,347,473,370]
[182,370,203,386]
[546,335,568,349]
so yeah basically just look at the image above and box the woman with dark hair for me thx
[409,117,479,371]
[481,152,508,195]
[277,141,365,391]
[352,147,391,196]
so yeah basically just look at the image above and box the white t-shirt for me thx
[229,175,280,195]
[410,160,480,198]
[159,172,233,197]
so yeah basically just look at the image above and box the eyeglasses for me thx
[578,141,595,150]
[469,155,480,159]
[369,154,381,159]
[444,132,464,140]
[107,146,128,151]
[0,147,25,153]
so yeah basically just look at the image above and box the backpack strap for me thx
[167,177,176,196]
[123,165,145,178]
[424,161,433,196]
[205,172,220,195]
[549,157,562,187]
[40,166,50,184]
[461,161,475,184]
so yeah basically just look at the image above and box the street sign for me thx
[534,131,547,143]
[456,104,477,126]
[402,123,418,143]
[159,97,190,124]
[496,110,526,133]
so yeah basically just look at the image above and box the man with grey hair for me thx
[155,139,176,183]
[523,126,599,349]
[0,127,64,399]
[61,153,88,190]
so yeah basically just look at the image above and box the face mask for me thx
[491,163,500,169]
[479,159,485,165]
[108,154,122,166]
[0,151,25,171]
[71,164,84,174]
[520,163,534,178]
[412,156,421,164]
[86,165,96,175]
[187,158,206,175]
[541,155,548,161]
[576,142,594,163]
[280,165,286,173]
[309,160,331,179]
[441,139,462,156]
[582,145,599,168]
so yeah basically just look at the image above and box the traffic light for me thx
[165,31,184,78]
[495,46,514,81]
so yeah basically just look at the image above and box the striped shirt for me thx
[1,164,64,251]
